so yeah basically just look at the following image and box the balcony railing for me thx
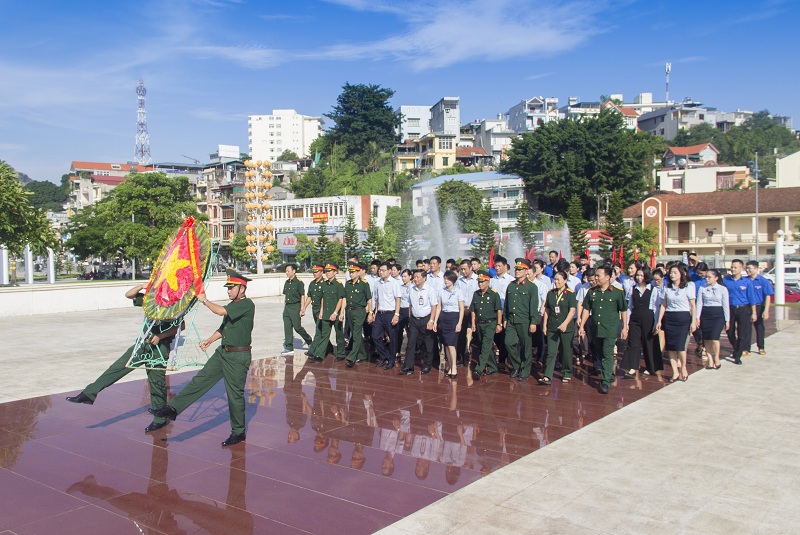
[665,233,773,245]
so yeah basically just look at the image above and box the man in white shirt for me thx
[456,259,479,367]
[400,270,439,375]
[427,256,445,294]
[490,255,514,369]
[372,263,401,370]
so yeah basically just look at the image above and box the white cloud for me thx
[525,72,555,81]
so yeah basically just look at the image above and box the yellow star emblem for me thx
[153,246,191,292]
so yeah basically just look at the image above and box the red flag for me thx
[619,244,624,263]
[488,247,495,268]
[559,250,563,259]
[634,246,639,260]
[584,248,591,267]
[612,247,617,264]
[526,246,536,262]
[650,248,657,269]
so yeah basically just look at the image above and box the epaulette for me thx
[566,288,574,293]
[491,289,497,293]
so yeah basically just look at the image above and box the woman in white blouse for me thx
[696,269,730,369]
[656,264,696,382]
[434,270,464,379]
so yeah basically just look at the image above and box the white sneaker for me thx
[280,349,294,356]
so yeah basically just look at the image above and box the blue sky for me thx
[1,0,797,182]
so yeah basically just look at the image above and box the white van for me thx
[764,264,800,285]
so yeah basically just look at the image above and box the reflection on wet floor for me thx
[0,313,786,534]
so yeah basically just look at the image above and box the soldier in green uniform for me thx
[504,258,539,381]
[344,263,372,367]
[540,271,578,385]
[66,283,180,433]
[282,263,313,356]
[150,269,255,446]
[302,264,327,355]
[470,270,503,380]
[579,265,628,394]
[308,263,345,362]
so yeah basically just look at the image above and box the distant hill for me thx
[6,163,33,184]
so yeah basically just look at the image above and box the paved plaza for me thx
[0,297,798,534]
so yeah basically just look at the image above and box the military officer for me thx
[308,263,346,362]
[302,264,327,355]
[282,263,312,356]
[470,271,503,380]
[504,258,539,381]
[344,263,372,367]
[579,265,628,394]
[150,269,256,446]
[540,271,578,385]
[66,283,180,433]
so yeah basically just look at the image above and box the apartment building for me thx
[248,109,323,162]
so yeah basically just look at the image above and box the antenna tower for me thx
[135,79,152,165]
[665,62,672,104]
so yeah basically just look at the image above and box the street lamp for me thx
[243,160,275,274]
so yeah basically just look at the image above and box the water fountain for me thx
[505,233,525,261]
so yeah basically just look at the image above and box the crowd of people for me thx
[282,250,775,394]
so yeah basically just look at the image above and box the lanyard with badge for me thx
[554,289,566,315]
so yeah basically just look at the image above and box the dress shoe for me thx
[398,368,414,375]
[421,366,431,374]
[509,369,519,379]
[623,371,636,379]
[376,359,389,367]
[149,405,178,421]
[483,370,497,377]
[734,358,742,365]
[222,432,246,447]
[517,375,529,382]
[334,355,346,362]
[598,383,610,394]
[66,392,93,405]
[145,421,169,433]
[346,360,356,368]
[471,371,481,381]
[355,357,369,363]
[383,361,394,370]
[280,349,294,356]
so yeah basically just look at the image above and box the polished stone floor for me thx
[0,314,783,534]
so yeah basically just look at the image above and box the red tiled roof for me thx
[666,143,719,156]
[456,147,488,157]
[91,175,127,186]
[624,187,800,218]
[71,161,154,173]
[618,107,639,117]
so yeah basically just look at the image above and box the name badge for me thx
[555,306,561,314]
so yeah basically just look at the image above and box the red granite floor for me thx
[0,313,788,534]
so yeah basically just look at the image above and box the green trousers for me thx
[283,303,312,351]
[346,309,367,362]
[544,329,575,380]
[506,322,533,378]
[310,316,345,358]
[83,343,168,423]
[474,322,498,373]
[592,336,616,386]
[168,346,252,435]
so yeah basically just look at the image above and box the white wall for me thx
[776,151,800,188]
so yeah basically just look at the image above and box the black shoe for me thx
[222,432,246,447]
[334,355,346,362]
[509,369,519,379]
[538,377,552,385]
[421,366,431,374]
[734,358,742,365]
[66,392,93,405]
[383,361,394,370]
[472,371,481,381]
[305,351,310,357]
[399,368,414,375]
[145,421,169,433]
[598,383,610,394]
[376,359,389,367]
[355,357,369,363]
[623,371,636,379]
[149,405,178,421]
[483,370,497,377]
[590,368,601,376]
[517,375,529,381]
[346,360,356,368]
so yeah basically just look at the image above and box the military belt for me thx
[223,345,252,352]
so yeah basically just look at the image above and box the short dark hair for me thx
[443,270,458,284]
[707,269,722,283]
[402,268,413,278]
[415,259,423,266]
[392,264,402,271]
[554,270,568,281]
[471,257,480,264]
[285,263,298,271]
[459,259,471,267]
[745,260,759,268]
[596,265,613,278]
[446,258,456,265]
[379,263,390,270]
[413,269,427,278]
[579,253,589,260]
[696,262,709,272]
[430,256,442,263]
[556,259,570,272]
[533,259,546,270]
[635,267,652,285]
[494,255,507,266]
[348,254,359,262]
[652,268,664,279]
[371,259,382,267]
[549,250,558,257]
[731,258,744,267]
[584,267,596,278]
[422,258,430,264]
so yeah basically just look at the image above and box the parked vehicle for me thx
[764,263,800,286]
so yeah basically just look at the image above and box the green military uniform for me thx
[79,292,172,424]
[505,278,539,379]
[283,275,312,352]
[344,271,372,363]
[308,277,325,327]
[165,271,255,436]
[542,287,578,381]
[471,284,502,374]
[310,273,346,359]
[582,285,627,387]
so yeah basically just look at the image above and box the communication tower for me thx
[135,79,152,165]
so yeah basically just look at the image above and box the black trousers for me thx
[752,304,766,350]
[372,311,396,361]
[622,314,663,372]
[393,307,409,358]
[404,315,434,370]
[456,306,471,365]
[727,305,752,359]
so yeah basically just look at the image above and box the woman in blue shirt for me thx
[656,264,696,382]
[696,269,730,370]
[434,270,464,379]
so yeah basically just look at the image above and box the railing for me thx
[665,233,773,245]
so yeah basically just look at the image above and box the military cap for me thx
[311,264,324,272]
[324,263,339,271]
[476,270,491,282]
[348,263,362,272]
[514,258,532,270]
[224,268,251,287]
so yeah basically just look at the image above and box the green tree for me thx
[328,237,345,268]
[514,201,535,250]
[628,222,659,259]
[325,82,401,159]
[343,207,360,259]
[0,161,57,256]
[435,180,484,233]
[598,191,627,259]
[362,213,384,261]
[315,221,331,266]
[24,180,68,212]
[229,233,251,267]
[239,153,251,162]
[565,194,590,256]
[277,149,300,161]
[290,166,328,198]
[383,204,417,267]
[670,122,719,148]
[436,163,482,176]
[472,200,498,262]
[295,233,315,265]
[502,109,665,215]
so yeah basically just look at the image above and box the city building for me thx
[507,96,560,134]
[712,109,753,132]
[619,92,671,115]
[248,109,323,162]
[623,188,800,260]
[637,99,711,140]
[396,105,431,142]
[68,161,154,209]
[411,171,527,232]
[663,143,720,168]
[559,98,602,120]
[656,143,752,194]
[602,101,640,130]
[473,116,515,163]
[430,97,461,144]
[776,150,800,188]
[392,132,457,175]
[194,159,247,247]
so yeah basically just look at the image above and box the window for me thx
[408,119,420,127]
[672,177,683,190]
[507,189,520,199]
[507,210,518,220]
[442,157,449,166]
[416,197,423,206]
[401,162,407,170]
[735,249,747,255]
[439,138,452,150]
[292,208,304,218]
[716,173,734,189]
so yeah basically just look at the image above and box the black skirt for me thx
[700,306,725,341]
[663,311,691,351]
[438,311,460,346]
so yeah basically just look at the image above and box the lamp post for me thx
[243,160,276,274]
[131,212,135,280]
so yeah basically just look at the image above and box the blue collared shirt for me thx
[723,275,756,306]
[662,283,695,312]
[439,286,464,313]
[456,273,479,308]
[490,272,515,308]
[697,283,730,322]
[399,282,412,308]
[373,277,401,312]
[409,282,438,317]
[749,274,774,305]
